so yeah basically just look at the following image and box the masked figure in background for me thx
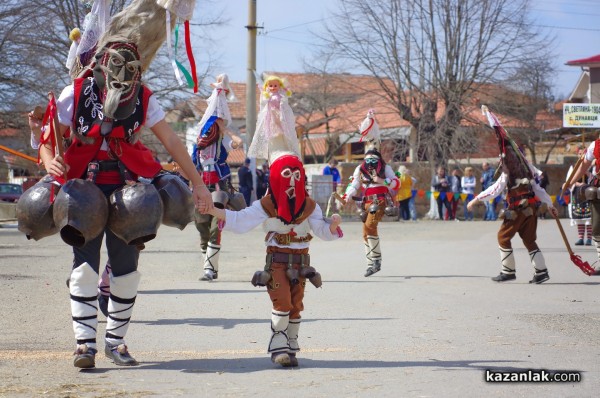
[37,0,211,369]
[341,149,399,277]
[468,106,557,283]
[191,73,244,281]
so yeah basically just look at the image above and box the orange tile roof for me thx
[181,72,563,160]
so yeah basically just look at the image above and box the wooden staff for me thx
[554,154,596,275]
[333,192,347,206]
[564,155,584,191]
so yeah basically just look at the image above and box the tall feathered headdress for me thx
[481,105,533,188]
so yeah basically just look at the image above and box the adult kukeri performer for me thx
[468,106,557,283]
[37,0,211,369]
[339,110,399,277]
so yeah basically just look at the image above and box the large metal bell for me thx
[52,179,109,247]
[16,175,61,241]
[108,182,163,246]
[152,173,193,230]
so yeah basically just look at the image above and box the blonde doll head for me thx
[263,75,292,98]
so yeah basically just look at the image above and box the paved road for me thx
[1,217,599,397]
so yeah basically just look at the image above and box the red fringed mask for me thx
[269,155,307,224]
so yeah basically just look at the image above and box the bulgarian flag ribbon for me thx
[165,11,198,92]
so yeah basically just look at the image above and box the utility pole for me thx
[245,0,257,201]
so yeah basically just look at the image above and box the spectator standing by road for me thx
[432,166,452,220]
[396,165,414,221]
[256,162,269,199]
[238,158,253,206]
[480,162,497,221]
[448,168,462,220]
[323,158,342,194]
[461,167,476,221]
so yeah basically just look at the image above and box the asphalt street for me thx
[1,217,599,397]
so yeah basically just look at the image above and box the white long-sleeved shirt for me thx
[475,165,552,206]
[345,164,399,198]
[222,199,340,249]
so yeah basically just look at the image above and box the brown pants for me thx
[266,247,308,319]
[362,200,385,240]
[497,208,539,252]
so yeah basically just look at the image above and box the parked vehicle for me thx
[0,183,23,202]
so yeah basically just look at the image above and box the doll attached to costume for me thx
[247,75,301,161]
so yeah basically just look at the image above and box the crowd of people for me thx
[319,161,519,223]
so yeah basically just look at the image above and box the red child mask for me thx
[268,154,307,224]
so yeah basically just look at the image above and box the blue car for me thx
[0,183,23,202]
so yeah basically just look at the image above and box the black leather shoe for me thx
[529,271,549,284]
[73,344,96,369]
[105,343,138,366]
[491,273,516,282]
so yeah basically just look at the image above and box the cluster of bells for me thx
[357,196,398,222]
[16,172,195,248]
[251,265,322,289]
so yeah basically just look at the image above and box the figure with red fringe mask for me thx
[204,76,343,367]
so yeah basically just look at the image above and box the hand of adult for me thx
[46,155,68,177]
[193,184,213,212]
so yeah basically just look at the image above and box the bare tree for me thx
[316,0,554,170]
[0,0,227,163]
[295,53,366,162]
[491,57,557,164]
[0,0,224,111]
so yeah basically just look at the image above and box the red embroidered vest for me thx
[64,78,162,180]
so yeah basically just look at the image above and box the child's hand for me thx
[329,213,342,236]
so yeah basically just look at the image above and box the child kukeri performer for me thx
[205,75,343,367]
[339,110,400,277]
[467,106,557,283]
[205,155,342,367]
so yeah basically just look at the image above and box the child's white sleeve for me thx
[223,200,269,233]
[308,204,341,241]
